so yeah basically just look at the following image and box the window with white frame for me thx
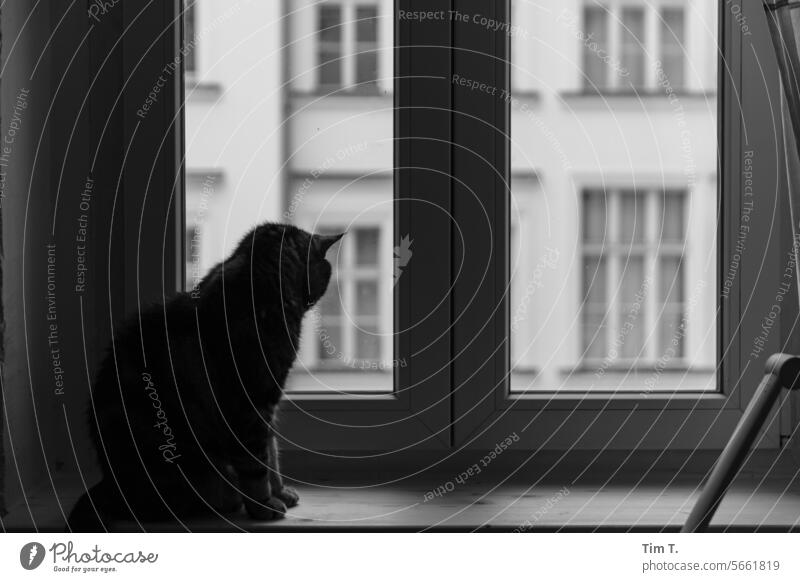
[315,226,384,368]
[581,189,687,367]
[317,1,380,92]
[582,1,686,92]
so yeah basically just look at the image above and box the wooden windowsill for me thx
[4,450,800,532]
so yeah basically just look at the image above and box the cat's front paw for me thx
[276,486,300,508]
[244,496,287,521]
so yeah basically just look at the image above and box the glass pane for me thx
[355,280,379,316]
[320,49,343,89]
[356,228,380,266]
[356,6,379,87]
[583,190,607,243]
[618,257,646,359]
[185,1,394,393]
[355,325,381,361]
[621,7,646,89]
[583,311,607,360]
[660,192,685,243]
[583,256,607,305]
[319,5,343,88]
[318,322,343,362]
[356,7,378,42]
[583,6,608,89]
[660,256,684,304]
[511,1,717,392]
[184,0,197,75]
[619,192,645,244]
[659,306,685,359]
[319,5,342,42]
[319,279,342,315]
[660,8,685,89]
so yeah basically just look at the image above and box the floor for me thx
[4,451,800,532]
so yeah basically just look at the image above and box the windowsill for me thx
[561,89,716,101]
[510,367,540,376]
[564,364,717,375]
[185,78,224,101]
[289,88,392,99]
[285,369,393,394]
[297,367,393,374]
[7,450,800,532]
[508,89,540,100]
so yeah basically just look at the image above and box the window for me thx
[317,1,380,92]
[508,0,718,400]
[187,1,398,400]
[581,1,686,92]
[174,1,766,453]
[581,190,688,370]
[313,227,384,369]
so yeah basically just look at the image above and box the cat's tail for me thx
[66,480,125,532]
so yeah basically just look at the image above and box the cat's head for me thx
[236,223,344,311]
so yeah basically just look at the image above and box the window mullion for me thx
[608,3,621,90]
[607,191,621,361]
[343,3,356,89]
[645,190,660,362]
[645,3,659,90]
[341,236,354,361]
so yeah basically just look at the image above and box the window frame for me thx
[161,1,788,452]
[272,0,454,450]
[579,186,690,369]
[449,0,794,451]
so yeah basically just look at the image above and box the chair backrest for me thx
[765,1,800,147]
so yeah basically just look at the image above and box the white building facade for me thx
[185,0,719,393]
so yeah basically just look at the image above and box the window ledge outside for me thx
[508,89,540,100]
[186,78,224,101]
[561,89,716,101]
[563,364,717,375]
[285,369,393,394]
[289,88,393,99]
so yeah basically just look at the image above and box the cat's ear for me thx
[312,232,345,256]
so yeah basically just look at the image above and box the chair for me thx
[682,0,800,532]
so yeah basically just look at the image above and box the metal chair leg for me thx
[682,353,800,532]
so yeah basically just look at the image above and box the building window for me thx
[316,226,383,367]
[184,0,197,76]
[317,2,380,92]
[581,2,686,92]
[581,189,687,366]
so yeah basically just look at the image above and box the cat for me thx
[67,223,343,531]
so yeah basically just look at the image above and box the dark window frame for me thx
[144,1,788,452]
